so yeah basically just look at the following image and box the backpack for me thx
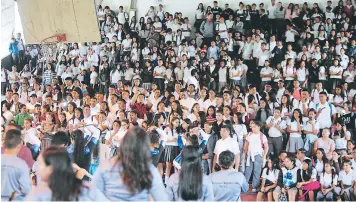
[248,132,265,149]
[215,22,227,35]
[315,103,333,116]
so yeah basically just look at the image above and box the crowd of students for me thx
[2,0,356,201]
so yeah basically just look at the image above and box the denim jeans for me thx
[244,154,263,189]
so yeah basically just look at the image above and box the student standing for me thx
[166,145,214,201]
[1,129,31,201]
[210,150,248,201]
[92,127,168,201]
[244,121,269,192]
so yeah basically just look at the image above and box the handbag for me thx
[297,181,321,201]
[279,193,288,202]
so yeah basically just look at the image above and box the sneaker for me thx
[251,188,257,193]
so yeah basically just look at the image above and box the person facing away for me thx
[210,150,249,201]
[1,129,31,201]
[92,127,168,201]
[166,145,214,201]
[25,147,108,201]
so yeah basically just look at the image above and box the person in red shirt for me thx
[1,123,34,169]
[130,93,152,119]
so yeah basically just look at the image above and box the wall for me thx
[1,0,15,58]
[17,0,101,44]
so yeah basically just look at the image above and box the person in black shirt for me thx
[271,41,285,66]
[140,61,154,90]
[249,4,260,29]
[222,3,234,21]
[211,1,222,21]
[259,9,269,33]
[307,59,319,91]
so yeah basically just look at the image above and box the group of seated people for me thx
[2,0,356,201]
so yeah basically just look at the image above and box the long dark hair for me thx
[291,108,302,124]
[43,147,82,201]
[316,148,328,164]
[301,159,313,181]
[72,130,90,170]
[178,145,203,200]
[117,127,153,194]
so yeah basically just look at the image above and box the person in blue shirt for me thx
[166,145,214,201]
[1,129,31,201]
[9,37,19,66]
[25,146,108,201]
[210,150,249,201]
[92,127,168,201]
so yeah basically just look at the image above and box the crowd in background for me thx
[2,0,356,201]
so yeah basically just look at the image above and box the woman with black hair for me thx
[162,117,181,184]
[257,158,280,201]
[314,129,335,161]
[166,145,213,201]
[72,129,99,173]
[316,160,339,201]
[296,159,318,201]
[25,147,107,201]
[280,94,292,120]
[255,98,273,127]
[93,127,167,200]
[333,120,351,155]
[273,155,298,202]
[287,109,304,153]
[314,148,330,176]
[195,3,205,33]
[68,107,83,133]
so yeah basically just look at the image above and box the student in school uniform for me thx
[166,145,214,201]
[210,150,248,201]
[244,121,269,192]
[337,160,355,201]
[256,158,280,201]
[25,147,108,201]
[1,129,31,201]
[316,161,340,201]
[92,127,168,201]
[212,124,240,172]
[265,107,287,157]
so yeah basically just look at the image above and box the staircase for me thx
[241,184,257,201]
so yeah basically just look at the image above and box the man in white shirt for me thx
[257,43,270,67]
[147,89,162,112]
[285,24,298,43]
[260,60,273,91]
[179,90,196,112]
[265,107,286,157]
[213,124,240,172]
[203,89,217,112]
[276,80,286,103]
[117,6,128,24]
[122,34,132,54]
[153,59,166,92]
[316,92,336,132]
[216,17,228,40]
[293,89,315,117]
[343,63,355,84]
